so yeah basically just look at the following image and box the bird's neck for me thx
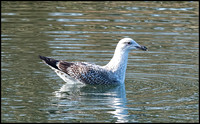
[104,48,129,82]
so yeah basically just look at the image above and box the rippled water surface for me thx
[1,1,199,123]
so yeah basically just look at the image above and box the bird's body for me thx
[39,38,147,85]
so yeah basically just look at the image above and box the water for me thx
[1,1,199,123]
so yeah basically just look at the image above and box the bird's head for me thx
[117,38,147,52]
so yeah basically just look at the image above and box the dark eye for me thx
[127,42,132,45]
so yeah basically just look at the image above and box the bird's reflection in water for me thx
[53,81,129,123]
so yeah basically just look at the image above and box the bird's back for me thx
[58,61,119,85]
[39,55,119,85]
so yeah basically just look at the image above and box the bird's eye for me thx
[127,42,132,45]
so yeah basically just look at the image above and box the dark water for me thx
[1,1,199,123]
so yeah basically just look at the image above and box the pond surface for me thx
[1,1,199,123]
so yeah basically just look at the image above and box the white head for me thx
[116,38,147,52]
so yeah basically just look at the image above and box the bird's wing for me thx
[58,61,119,85]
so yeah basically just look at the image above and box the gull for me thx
[39,38,147,85]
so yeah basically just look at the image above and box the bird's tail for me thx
[39,55,59,70]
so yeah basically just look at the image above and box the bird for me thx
[39,38,147,85]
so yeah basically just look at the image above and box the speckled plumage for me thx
[39,56,119,85]
[39,38,147,85]
[58,61,119,85]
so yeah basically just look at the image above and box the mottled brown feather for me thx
[57,61,119,85]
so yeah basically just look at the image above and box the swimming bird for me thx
[39,38,147,85]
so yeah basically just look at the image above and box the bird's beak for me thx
[135,46,148,51]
